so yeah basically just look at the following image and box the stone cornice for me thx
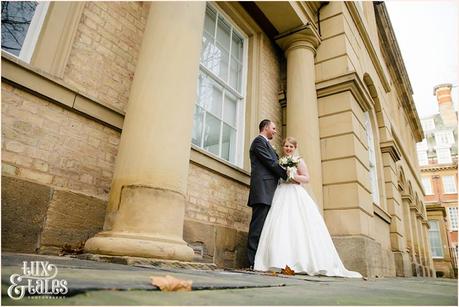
[380,140,402,162]
[402,194,413,203]
[373,203,392,224]
[316,72,373,112]
[344,1,391,93]
[420,164,458,172]
[374,2,423,142]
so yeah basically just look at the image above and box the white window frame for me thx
[422,118,435,132]
[428,220,444,258]
[416,138,428,151]
[364,112,380,206]
[442,175,457,194]
[448,207,458,231]
[434,130,454,148]
[417,150,428,166]
[1,1,49,63]
[421,177,433,195]
[193,3,248,167]
[436,147,452,164]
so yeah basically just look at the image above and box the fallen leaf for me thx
[150,275,192,292]
[270,271,278,276]
[281,265,295,275]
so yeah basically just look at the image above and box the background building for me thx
[2,1,434,277]
[418,83,458,278]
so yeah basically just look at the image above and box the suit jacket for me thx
[247,135,287,207]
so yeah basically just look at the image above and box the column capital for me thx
[275,26,321,56]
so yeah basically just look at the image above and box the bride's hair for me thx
[282,136,298,148]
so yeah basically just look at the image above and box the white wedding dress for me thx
[254,180,362,278]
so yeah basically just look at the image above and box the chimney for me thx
[433,83,457,127]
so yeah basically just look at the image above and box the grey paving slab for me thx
[1,253,457,306]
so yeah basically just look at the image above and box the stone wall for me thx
[62,2,150,112]
[2,82,120,201]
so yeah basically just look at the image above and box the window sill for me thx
[190,145,250,186]
[373,203,392,224]
[1,52,124,130]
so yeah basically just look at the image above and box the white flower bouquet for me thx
[279,156,301,182]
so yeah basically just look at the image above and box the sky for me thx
[385,0,458,119]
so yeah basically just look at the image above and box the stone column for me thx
[276,32,323,210]
[84,2,206,261]
[422,221,435,277]
[421,221,431,277]
[402,196,416,273]
[415,214,425,276]
[410,207,421,276]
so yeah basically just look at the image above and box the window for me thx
[192,4,246,166]
[417,150,428,166]
[421,118,435,132]
[448,207,458,231]
[428,220,444,258]
[416,139,428,151]
[442,175,457,194]
[1,1,49,63]
[421,177,433,195]
[364,112,379,205]
[436,147,452,164]
[434,131,454,147]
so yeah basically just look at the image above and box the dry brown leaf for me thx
[281,265,295,275]
[270,271,278,276]
[150,275,192,292]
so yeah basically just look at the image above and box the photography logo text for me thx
[7,261,68,300]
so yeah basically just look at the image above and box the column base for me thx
[393,251,412,277]
[84,231,195,261]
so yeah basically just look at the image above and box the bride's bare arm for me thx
[292,159,310,183]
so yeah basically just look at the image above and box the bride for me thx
[254,137,362,278]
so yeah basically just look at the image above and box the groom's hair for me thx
[259,119,271,132]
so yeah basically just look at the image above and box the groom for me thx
[247,119,287,268]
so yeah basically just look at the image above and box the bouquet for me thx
[279,156,300,182]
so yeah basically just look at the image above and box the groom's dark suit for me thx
[247,135,287,267]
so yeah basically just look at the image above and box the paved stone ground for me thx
[1,253,457,306]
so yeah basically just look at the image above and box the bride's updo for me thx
[282,136,297,148]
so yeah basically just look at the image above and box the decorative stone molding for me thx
[316,72,373,112]
[380,140,402,162]
[402,194,413,204]
[344,1,391,93]
[31,2,85,78]
[373,203,392,224]
[374,2,423,142]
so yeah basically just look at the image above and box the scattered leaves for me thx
[150,275,192,292]
[281,265,295,276]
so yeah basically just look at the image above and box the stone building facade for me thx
[418,84,458,278]
[1,1,434,277]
